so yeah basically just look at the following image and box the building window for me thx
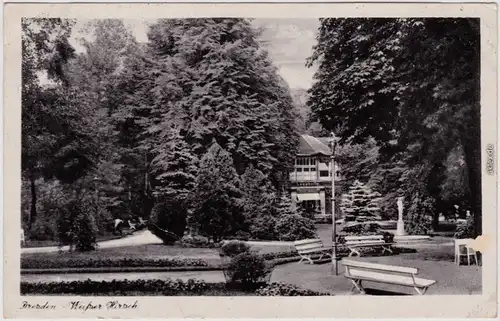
[320,170,329,177]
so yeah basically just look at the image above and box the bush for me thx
[231,230,251,241]
[249,215,278,240]
[256,282,331,296]
[224,252,273,289]
[56,196,98,252]
[275,214,316,241]
[21,257,209,269]
[29,216,58,241]
[180,234,219,248]
[405,194,434,235]
[454,216,475,239]
[220,240,250,257]
[150,199,187,238]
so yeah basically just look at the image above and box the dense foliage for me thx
[256,282,331,296]
[22,18,300,248]
[307,18,480,235]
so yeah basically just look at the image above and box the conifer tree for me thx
[189,142,243,242]
[340,180,382,219]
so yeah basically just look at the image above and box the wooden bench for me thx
[294,239,332,264]
[342,259,436,295]
[344,235,393,257]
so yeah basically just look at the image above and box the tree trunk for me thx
[29,172,37,229]
[462,136,482,237]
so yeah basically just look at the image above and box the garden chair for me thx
[454,238,478,266]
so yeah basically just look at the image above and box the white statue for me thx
[396,197,406,236]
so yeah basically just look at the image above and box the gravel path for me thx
[22,230,163,254]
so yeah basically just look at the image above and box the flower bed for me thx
[21,257,208,269]
[21,279,330,296]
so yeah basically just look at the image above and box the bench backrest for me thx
[342,259,418,275]
[344,235,386,245]
[344,235,384,242]
[294,239,325,253]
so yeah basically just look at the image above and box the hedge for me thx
[21,257,208,269]
[21,279,329,296]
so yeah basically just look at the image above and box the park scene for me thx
[21,18,481,296]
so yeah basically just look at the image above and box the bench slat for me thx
[295,242,324,249]
[342,259,418,275]
[346,269,435,288]
[294,239,323,246]
[344,235,384,241]
[297,247,331,254]
[345,240,386,245]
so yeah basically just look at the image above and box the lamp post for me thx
[328,132,338,275]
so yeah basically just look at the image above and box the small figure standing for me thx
[114,218,124,236]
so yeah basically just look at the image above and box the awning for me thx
[296,193,321,202]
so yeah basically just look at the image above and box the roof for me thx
[297,135,332,156]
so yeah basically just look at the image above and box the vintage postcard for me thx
[3,1,498,319]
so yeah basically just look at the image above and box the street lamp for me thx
[328,132,338,276]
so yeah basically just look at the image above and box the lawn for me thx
[22,244,222,266]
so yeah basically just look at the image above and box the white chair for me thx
[454,238,478,266]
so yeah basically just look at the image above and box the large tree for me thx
[307,18,481,235]
[142,18,299,188]
[22,18,96,227]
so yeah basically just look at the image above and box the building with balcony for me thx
[289,134,343,216]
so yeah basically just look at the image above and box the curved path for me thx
[22,230,163,254]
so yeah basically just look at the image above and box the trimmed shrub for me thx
[275,214,316,241]
[220,240,250,257]
[224,252,274,289]
[256,282,331,296]
[150,199,187,238]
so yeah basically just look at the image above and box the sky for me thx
[70,19,319,89]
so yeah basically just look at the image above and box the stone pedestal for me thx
[396,197,406,236]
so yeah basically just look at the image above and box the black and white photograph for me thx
[3,2,498,319]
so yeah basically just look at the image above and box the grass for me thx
[22,244,222,267]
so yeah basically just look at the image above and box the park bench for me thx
[294,239,332,264]
[342,259,437,295]
[344,235,393,257]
